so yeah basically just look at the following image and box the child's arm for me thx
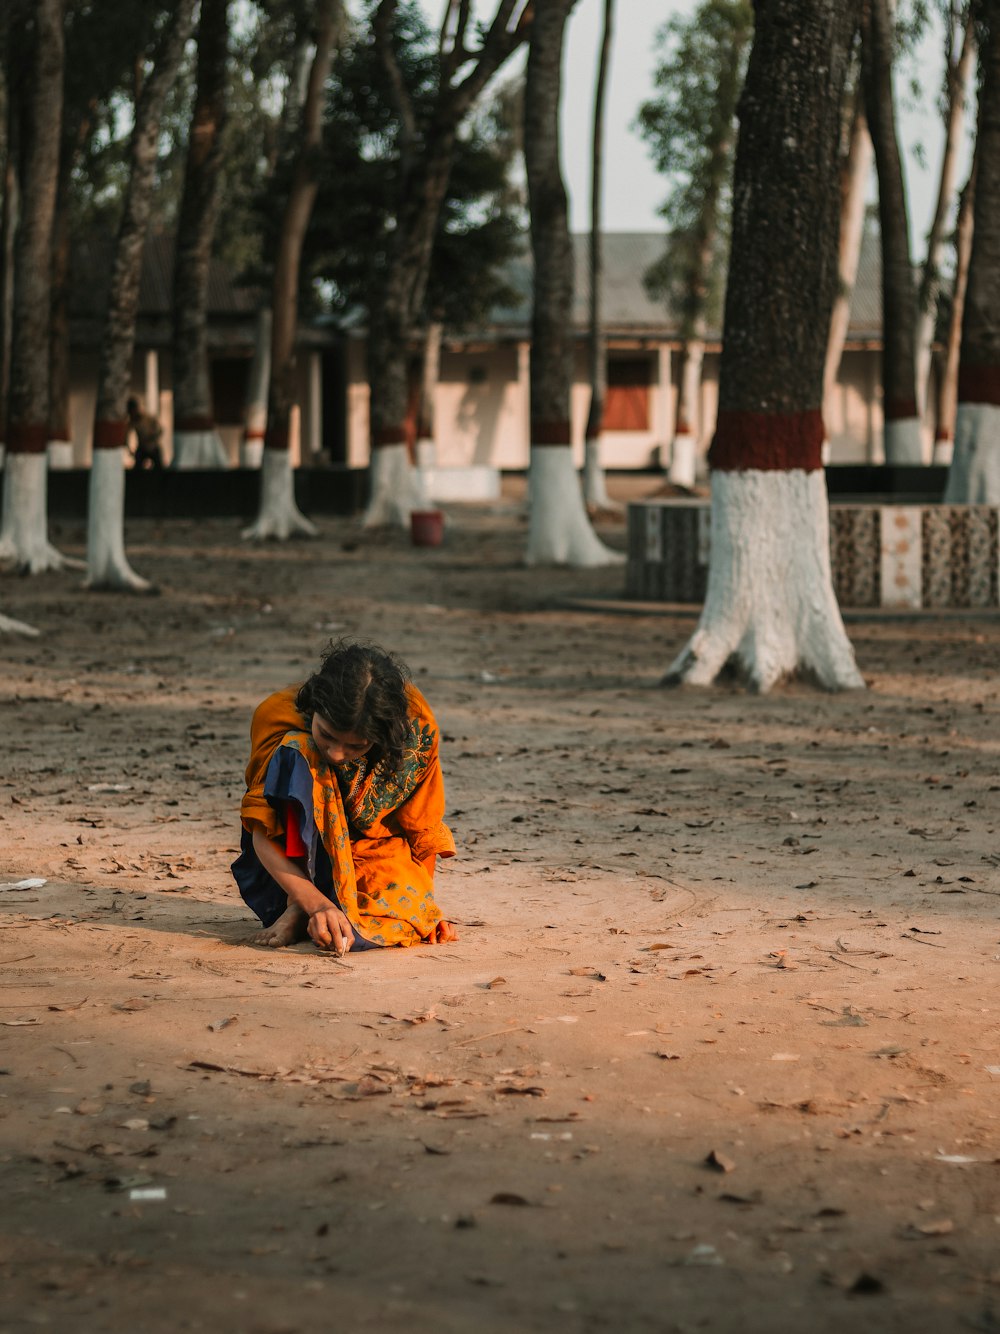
[251,827,354,953]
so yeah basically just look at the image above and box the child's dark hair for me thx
[296,640,411,769]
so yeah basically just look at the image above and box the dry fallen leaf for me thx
[490,1192,532,1207]
[705,1149,736,1174]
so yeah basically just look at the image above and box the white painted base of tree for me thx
[932,437,954,467]
[664,470,864,693]
[526,446,622,567]
[0,612,40,637]
[0,453,79,574]
[882,417,925,466]
[0,445,5,468]
[242,448,318,541]
[943,403,1000,503]
[47,441,74,469]
[668,433,698,489]
[86,450,153,591]
[362,444,424,528]
[583,437,619,512]
[240,438,264,469]
[172,430,230,469]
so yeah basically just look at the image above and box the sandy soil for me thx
[1,494,999,1334]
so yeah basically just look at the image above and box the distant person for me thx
[126,397,163,470]
[232,639,459,954]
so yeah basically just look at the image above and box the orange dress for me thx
[232,683,455,948]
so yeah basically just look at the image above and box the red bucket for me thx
[410,509,444,547]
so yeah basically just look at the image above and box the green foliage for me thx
[634,0,752,333]
[288,0,523,330]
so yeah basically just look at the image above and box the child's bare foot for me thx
[429,919,458,943]
[252,903,308,947]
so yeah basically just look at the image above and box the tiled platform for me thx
[627,500,1000,609]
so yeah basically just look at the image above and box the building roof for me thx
[484,228,885,344]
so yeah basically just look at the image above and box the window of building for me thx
[604,357,651,432]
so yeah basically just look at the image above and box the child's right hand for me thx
[307,904,355,955]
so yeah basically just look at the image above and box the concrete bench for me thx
[626,499,1000,609]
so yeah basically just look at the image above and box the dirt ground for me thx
[1,490,999,1334]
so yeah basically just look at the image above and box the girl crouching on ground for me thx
[232,640,458,953]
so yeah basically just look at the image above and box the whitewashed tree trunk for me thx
[943,404,1000,502]
[0,612,40,636]
[242,447,317,540]
[85,448,152,591]
[883,416,924,463]
[665,472,863,692]
[47,440,73,469]
[363,442,425,528]
[241,308,271,468]
[583,435,615,510]
[527,446,622,566]
[669,340,705,488]
[0,453,78,572]
[172,429,229,468]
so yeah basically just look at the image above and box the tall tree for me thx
[935,150,977,460]
[0,0,70,574]
[524,0,617,566]
[362,0,529,528]
[945,0,1000,502]
[87,0,198,590]
[665,0,863,692]
[243,0,344,541]
[823,74,873,427]
[636,0,752,490]
[171,0,231,469]
[0,5,21,460]
[915,1,976,420]
[582,0,615,514]
[861,0,922,463]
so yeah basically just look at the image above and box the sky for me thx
[414,0,974,253]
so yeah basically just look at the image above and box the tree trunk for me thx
[583,0,615,514]
[88,0,197,590]
[172,0,231,470]
[915,11,976,420]
[861,0,921,463]
[0,48,19,458]
[413,318,442,504]
[241,306,271,467]
[0,0,69,575]
[945,11,1000,504]
[824,82,873,435]
[935,153,976,463]
[524,0,617,567]
[362,0,529,528]
[48,115,89,472]
[665,0,863,692]
[669,339,705,487]
[245,0,343,541]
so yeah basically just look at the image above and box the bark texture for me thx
[824,83,873,416]
[915,12,975,419]
[668,0,863,692]
[860,0,920,452]
[87,0,196,591]
[945,3,1000,502]
[246,0,341,540]
[93,0,198,429]
[172,0,230,438]
[265,0,342,456]
[7,0,63,449]
[711,0,856,466]
[363,0,528,526]
[524,0,617,566]
[936,154,976,457]
[583,0,614,512]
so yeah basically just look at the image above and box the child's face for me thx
[311,714,372,767]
